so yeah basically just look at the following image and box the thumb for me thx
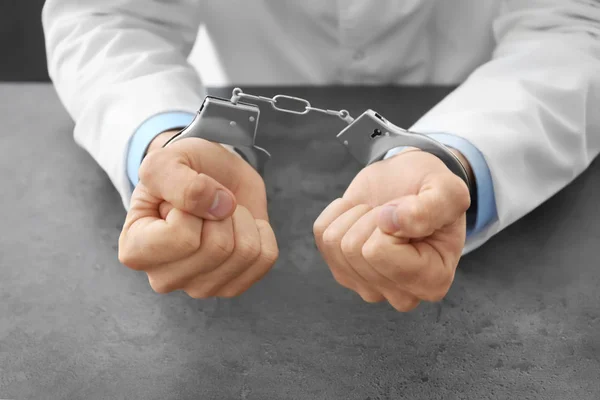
[139,148,237,220]
[377,175,470,238]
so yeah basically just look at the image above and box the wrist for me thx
[149,129,243,160]
[147,129,180,155]
[448,147,477,230]
[419,132,497,236]
[448,148,474,186]
[388,146,473,185]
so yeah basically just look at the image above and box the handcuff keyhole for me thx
[371,129,383,139]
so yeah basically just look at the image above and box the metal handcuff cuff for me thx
[164,88,471,191]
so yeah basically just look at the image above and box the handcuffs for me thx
[164,88,471,191]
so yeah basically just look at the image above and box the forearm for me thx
[42,0,204,209]
[407,0,600,252]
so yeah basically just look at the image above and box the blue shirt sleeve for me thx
[126,111,196,187]
[384,133,497,238]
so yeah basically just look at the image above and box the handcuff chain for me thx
[230,88,354,124]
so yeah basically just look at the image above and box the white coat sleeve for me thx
[410,0,600,254]
[42,0,205,209]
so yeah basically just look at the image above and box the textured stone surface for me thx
[1,84,599,400]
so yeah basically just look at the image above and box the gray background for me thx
[1,84,599,399]
[0,0,49,81]
[2,2,599,398]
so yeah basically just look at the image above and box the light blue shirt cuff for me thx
[384,133,497,237]
[126,111,196,187]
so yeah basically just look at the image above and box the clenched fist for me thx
[119,133,279,298]
[314,148,472,311]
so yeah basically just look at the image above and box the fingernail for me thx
[209,190,234,218]
[380,205,401,231]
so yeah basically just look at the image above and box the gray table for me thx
[1,83,599,400]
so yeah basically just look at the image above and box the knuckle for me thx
[359,266,388,288]
[422,290,447,303]
[182,174,208,211]
[185,287,212,299]
[384,258,422,287]
[328,267,353,289]
[147,275,175,294]
[139,151,166,182]
[118,253,138,270]
[394,299,420,312]
[322,228,342,246]
[417,267,454,302]
[260,246,279,266]
[340,235,362,259]
[434,275,454,302]
[235,239,261,263]
[313,219,329,241]
[117,244,133,266]
[361,239,383,264]
[408,202,430,232]
[363,242,423,287]
[421,280,451,302]
[178,232,202,254]
[117,243,144,271]
[205,233,234,259]
[199,282,223,298]
[219,286,246,298]
[335,278,354,291]
[387,292,420,312]
[184,278,218,299]
[359,290,383,303]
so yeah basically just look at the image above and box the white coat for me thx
[42,0,600,254]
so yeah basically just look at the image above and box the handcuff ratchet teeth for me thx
[164,88,471,190]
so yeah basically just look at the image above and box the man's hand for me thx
[313,149,471,311]
[119,133,279,298]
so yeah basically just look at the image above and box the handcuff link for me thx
[164,88,471,191]
[230,88,354,124]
